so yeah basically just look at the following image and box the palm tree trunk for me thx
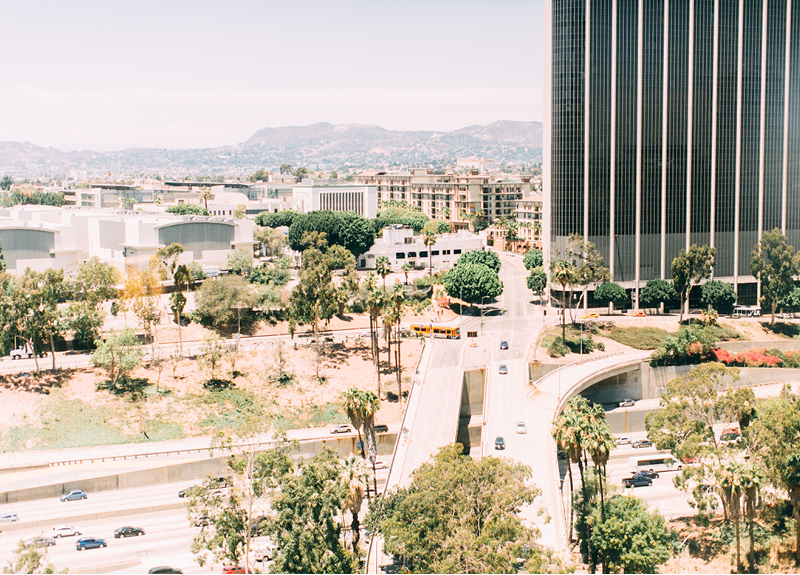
[351,511,360,554]
[396,324,403,407]
[749,516,755,570]
[577,458,593,573]
[49,332,56,371]
[735,518,741,572]
[567,464,575,542]
[561,288,567,342]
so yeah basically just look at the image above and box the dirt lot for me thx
[0,324,423,452]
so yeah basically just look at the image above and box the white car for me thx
[52,524,81,538]
[372,460,388,470]
[254,537,278,562]
[10,344,34,360]
[330,424,352,434]
[618,399,636,407]
[0,513,19,523]
[515,422,527,434]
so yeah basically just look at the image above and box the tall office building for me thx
[543,0,800,302]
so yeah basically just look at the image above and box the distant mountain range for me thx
[0,120,543,178]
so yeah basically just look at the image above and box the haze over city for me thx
[1,0,546,151]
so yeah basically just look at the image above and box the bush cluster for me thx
[711,347,800,368]
[546,334,605,358]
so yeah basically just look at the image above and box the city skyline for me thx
[0,0,546,152]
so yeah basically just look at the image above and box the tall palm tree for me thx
[720,460,745,572]
[199,185,212,212]
[423,231,436,280]
[341,455,367,553]
[367,287,386,397]
[552,260,574,342]
[741,462,762,570]
[375,256,391,292]
[389,283,406,406]
[341,389,382,498]
[342,388,366,461]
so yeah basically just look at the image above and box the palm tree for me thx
[552,406,581,542]
[199,185,212,212]
[367,287,386,397]
[401,262,412,285]
[342,388,366,461]
[341,455,367,553]
[341,388,382,497]
[423,231,436,280]
[741,462,762,570]
[584,404,616,522]
[375,256,391,292]
[720,460,745,572]
[552,260,574,342]
[389,283,406,406]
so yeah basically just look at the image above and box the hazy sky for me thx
[0,0,545,151]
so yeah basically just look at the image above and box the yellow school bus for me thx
[409,324,461,339]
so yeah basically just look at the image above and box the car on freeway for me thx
[372,459,389,470]
[498,364,508,375]
[147,567,183,574]
[222,567,251,574]
[375,424,389,433]
[114,526,146,538]
[616,437,631,445]
[632,439,653,448]
[633,311,647,317]
[0,513,19,523]
[24,536,56,548]
[60,489,87,502]
[618,399,636,407]
[469,340,478,347]
[500,340,509,350]
[582,313,599,319]
[494,436,506,450]
[623,473,654,488]
[330,424,352,434]
[76,536,107,550]
[636,470,660,479]
[178,485,201,498]
[515,422,527,434]
[53,525,81,538]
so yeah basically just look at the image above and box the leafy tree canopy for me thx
[751,228,800,324]
[454,249,501,273]
[249,169,270,182]
[195,275,258,331]
[373,206,430,234]
[700,280,737,313]
[672,244,716,321]
[166,203,209,216]
[523,248,544,270]
[255,210,299,229]
[364,444,559,574]
[639,279,678,308]
[288,211,375,257]
[527,266,547,293]
[593,282,627,306]
[443,261,504,304]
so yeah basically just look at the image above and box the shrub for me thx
[547,337,570,358]
[606,326,671,350]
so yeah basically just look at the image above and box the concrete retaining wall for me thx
[0,434,398,505]
[718,340,800,353]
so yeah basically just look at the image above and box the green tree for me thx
[588,495,671,574]
[0,174,13,191]
[672,244,716,323]
[527,266,547,296]
[341,388,381,496]
[292,166,309,183]
[423,231,436,279]
[639,278,678,311]
[0,237,5,273]
[337,212,376,258]
[255,210,299,228]
[249,169,270,182]
[251,256,292,287]
[2,538,58,574]
[279,163,293,174]
[268,450,357,574]
[550,260,575,341]
[751,228,800,325]
[443,261,504,305]
[198,335,226,381]
[523,248,544,270]
[373,204,430,233]
[195,275,258,332]
[375,256,391,292]
[166,203,209,216]
[781,286,800,312]
[365,282,387,396]
[700,279,737,314]
[341,455,367,554]
[365,444,558,574]
[454,249,501,273]
[593,282,627,312]
[91,329,144,393]
[401,262,412,284]
[226,248,255,277]
[254,226,286,258]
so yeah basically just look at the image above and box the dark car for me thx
[494,436,506,450]
[60,489,87,502]
[623,473,653,488]
[500,340,509,350]
[178,486,201,498]
[375,424,389,433]
[24,536,56,548]
[632,439,652,449]
[222,567,251,574]
[498,364,508,375]
[147,567,183,574]
[76,537,107,550]
[637,470,660,480]
[114,526,146,538]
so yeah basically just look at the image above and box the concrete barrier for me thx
[0,434,398,505]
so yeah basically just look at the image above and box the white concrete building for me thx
[293,185,377,218]
[0,206,255,275]
[358,226,485,271]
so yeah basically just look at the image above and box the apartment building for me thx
[359,225,485,271]
[353,169,527,225]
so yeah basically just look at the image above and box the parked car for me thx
[24,536,56,548]
[633,311,647,317]
[76,536,107,550]
[372,459,388,470]
[623,473,654,488]
[53,525,81,538]
[375,424,389,433]
[616,437,631,445]
[494,436,506,450]
[618,399,636,407]
[114,526,146,538]
[147,567,183,574]
[0,513,19,523]
[682,456,697,464]
[330,424,352,434]
[632,439,652,448]
[60,489,87,502]
[498,364,508,375]
[9,343,34,360]
[254,537,279,562]
[222,566,251,574]
[720,432,741,443]
[582,313,599,319]
[500,340,509,350]
[178,486,201,498]
[515,421,527,434]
